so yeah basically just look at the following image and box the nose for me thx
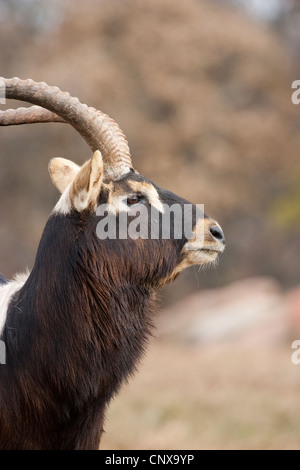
[210,224,225,244]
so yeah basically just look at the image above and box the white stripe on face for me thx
[107,180,165,215]
[128,181,165,214]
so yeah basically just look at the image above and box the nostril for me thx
[210,225,225,244]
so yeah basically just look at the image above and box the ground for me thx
[101,339,300,450]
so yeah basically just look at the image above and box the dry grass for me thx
[101,339,300,450]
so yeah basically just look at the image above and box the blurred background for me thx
[0,0,300,449]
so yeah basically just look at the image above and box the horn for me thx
[0,77,133,180]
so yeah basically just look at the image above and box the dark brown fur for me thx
[0,194,184,449]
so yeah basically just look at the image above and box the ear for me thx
[49,158,80,194]
[69,150,103,212]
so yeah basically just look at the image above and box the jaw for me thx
[156,244,224,289]
[173,240,225,276]
[174,249,219,274]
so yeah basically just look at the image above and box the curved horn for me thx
[0,106,65,125]
[0,77,133,181]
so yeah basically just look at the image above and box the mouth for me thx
[200,249,220,255]
[183,244,225,265]
[187,246,225,255]
[172,243,225,276]
[196,248,221,261]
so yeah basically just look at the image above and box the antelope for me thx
[0,78,225,449]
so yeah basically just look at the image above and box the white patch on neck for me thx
[52,184,72,215]
[0,270,30,335]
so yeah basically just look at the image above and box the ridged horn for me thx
[0,77,133,181]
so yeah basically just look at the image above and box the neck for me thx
[3,213,156,448]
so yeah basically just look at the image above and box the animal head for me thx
[0,78,225,288]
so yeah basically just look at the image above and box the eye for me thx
[127,194,143,205]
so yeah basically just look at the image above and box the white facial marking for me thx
[144,186,165,214]
[110,181,165,214]
[0,271,30,335]
[177,219,225,272]
[107,192,122,215]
